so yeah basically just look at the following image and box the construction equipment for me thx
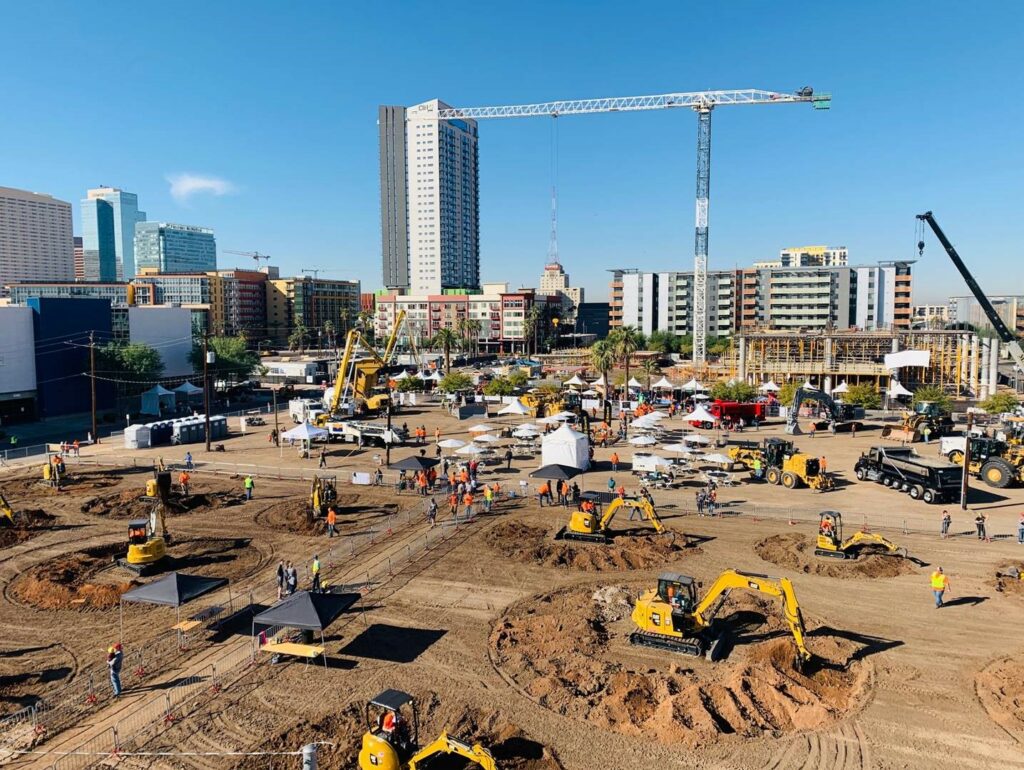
[519,389,590,431]
[855,446,962,503]
[555,497,666,543]
[880,400,955,443]
[728,438,833,490]
[786,387,864,435]
[941,435,1024,489]
[917,212,1024,374]
[0,489,15,525]
[629,569,813,673]
[120,471,170,574]
[996,566,1024,581]
[309,475,337,520]
[223,250,272,269]
[358,689,496,770]
[814,511,908,560]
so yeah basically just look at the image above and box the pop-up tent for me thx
[758,380,780,392]
[831,381,850,395]
[627,377,644,390]
[497,400,530,417]
[140,385,176,416]
[681,378,705,392]
[564,374,586,388]
[888,379,914,398]
[282,423,329,442]
[120,572,229,640]
[541,423,590,471]
[652,377,674,390]
[173,381,204,407]
[252,590,360,669]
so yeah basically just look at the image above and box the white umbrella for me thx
[393,370,410,381]
[467,424,491,433]
[637,454,671,467]
[662,443,690,454]
[680,405,716,423]
[681,378,704,392]
[683,434,712,445]
[831,380,850,395]
[438,438,466,449]
[629,435,658,446]
[513,426,540,438]
[644,411,667,420]
[758,380,780,392]
[473,434,501,443]
[703,453,732,465]
[652,377,674,390]
[627,377,644,390]
[551,411,576,420]
[564,374,586,387]
[456,444,486,456]
[498,400,531,416]
[693,393,710,401]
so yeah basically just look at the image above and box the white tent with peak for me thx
[758,380,780,392]
[652,376,674,390]
[681,378,705,392]
[590,375,607,388]
[541,424,590,471]
[680,404,717,424]
[888,379,914,398]
[831,380,850,395]
[563,374,586,388]
[497,400,530,416]
[627,377,644,390]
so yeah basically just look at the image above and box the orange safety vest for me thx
[930,572,947,590]
[327,509,337,525]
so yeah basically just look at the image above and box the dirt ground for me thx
[4,404,1024,769]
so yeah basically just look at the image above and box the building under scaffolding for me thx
[726,329,1000,397]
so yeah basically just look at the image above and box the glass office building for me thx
[134,222,217,274]
[80,187,146,281]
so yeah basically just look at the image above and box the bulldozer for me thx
[555,497,668,543]
[358,689,496,770]
[309,474,337,521]
[881,400,955,443]
[728,438,833,491]
[119,471,170,574]
[630,569,813,673]
[944,435,1024,489]
[814,511,908,560]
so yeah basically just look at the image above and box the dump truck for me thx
[854,446,963,504]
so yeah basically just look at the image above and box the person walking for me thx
[319,448,327,469]
[427,497,438,527]
[462,491,475,520]
[975,511,988,541]
[435,427,441,444]
[931,567,950,608]
[607,477,616,494]
[941,510,952,539]
[311,555,322,593]
[243,475,254,501]
[276,560,285,600]
[483,485,493,513]
[326,506,337,537]
[286,562,297,595]
[448,491,458,518]
[610,452,620,472]
[851,422,857,438]
[184,451,193,470]
[107,643,124,698]
[504,448,513,470]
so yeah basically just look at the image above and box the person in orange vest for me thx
[459,468,469,485]
[931,567,951,608]
[178,470,191,496]
[538,481,551,507]
[617,484,626,500]
[610,452,620,472]
[417,471,429,496]
[462,491,475,519]
[326,506,337,537]
[434,427,441,443]
[448,491,459,518]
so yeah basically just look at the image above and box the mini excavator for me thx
[555,497,667,543]
[996,566,1024,581]
[309,474,337,522]
[119,471,171,574]
[814,511,908,560]
[630,569,813,673]
[0,489,16,525]
[358,689,496,770]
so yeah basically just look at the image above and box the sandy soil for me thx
[755,532,919,578]
[976,658,1024,743]
[0,509,56,549]
[992,563,1024,596]
[79,481,243,518]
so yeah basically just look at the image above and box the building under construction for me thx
[724,329,1001,398]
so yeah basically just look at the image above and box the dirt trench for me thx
[992,563,1024,596]
[79,484,242,519]
[255,492,400,535]
[755,532,918,578]
[486,521,695,571]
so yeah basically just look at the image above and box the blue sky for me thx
[3,1,1022,303]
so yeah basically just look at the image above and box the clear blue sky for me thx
[4,1,1022,303]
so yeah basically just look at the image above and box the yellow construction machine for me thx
[120,471,170,574]
[880,400,955,443]
[309,474,337,521]
[358,689,496,770]
[814,511,908,560]
[630,569,813,672]
[728,438,833,490]
[996,566,1024,581]
[0,489,15,525]
[555,497,667,543]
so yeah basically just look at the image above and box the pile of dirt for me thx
[2,472,123,498]
[490,585,870,747]
[486,521,694,571]
[992,564,1024,596]
[255,492,399,535]
[0,509,56,548]
[976,657,1024,742]
[231,695,562,770]
[79,486,241,518]
[10,543,137,610]
[755,533,917,578]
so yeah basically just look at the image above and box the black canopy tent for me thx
[119,572,229,641]
[390,456,440,472]
[251,590,360,669]
[529,464,583,481]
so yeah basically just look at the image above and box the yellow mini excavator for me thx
[308,474,337,522]
[358,689,496,770]
[0,489,16,525]
[814,511,908,560]
[555,496,667,543]
[120,471,170,574]
[630,569,813,672]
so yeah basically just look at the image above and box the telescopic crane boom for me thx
[917,211,1024,373]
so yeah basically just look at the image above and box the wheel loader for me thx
[358,689,496,770]
[814,511,908,559]
[943,435,1024,489]
[555,496,669,543]
[728,438,833,491]
[880,400,955,443]
[629,569,813,673]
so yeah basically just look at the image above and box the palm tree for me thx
[640,358,661,391]
[465,319,482,357]
[590,339,615,396]
[430,327,461,373]
[524,305,544,355]
[322,320,336,350]
[610,326,643,391]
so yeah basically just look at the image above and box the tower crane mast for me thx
[414,87,831,366]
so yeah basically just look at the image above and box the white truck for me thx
[289,398,325,425]
[324,421,407,447]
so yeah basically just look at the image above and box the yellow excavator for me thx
[120,471,170,574]
[814,511,908,560]
[0,489,15,525]
[555,497,667,543]
[358,689,496,770]
[308,474,337,521]
[630,569,813,673]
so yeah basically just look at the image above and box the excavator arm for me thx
[0,490,14,524]
[598,498,666,535]
[408,731,496,770]
[692,569,813,667]
[786,388,840,434]
[841,531,908,558]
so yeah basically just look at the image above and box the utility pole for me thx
[385,400,393,467]
[203,334,212,452]
[89,331,98,444]
[960,411,973,510]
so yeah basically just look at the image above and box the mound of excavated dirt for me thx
[486,521,695,572]
[11,543,137,610]
[79,485,241,518]
[230,695,562,770]
[490,585,870,747]
[3,472,123,499]
[255,492,399,535]
[976,657,1024,742]
[755,533,917,578]
[992,564,1024,596]
[0,509,56,549]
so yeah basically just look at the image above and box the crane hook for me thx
[917,240,925,257]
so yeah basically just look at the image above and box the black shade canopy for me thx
[390,456,440,472]
[370,689,415,711]
[121,572,228,608]
[529,464,583,481]
[252,590,359,631]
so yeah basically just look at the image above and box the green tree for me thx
[438,371,473,393]
[706,336,732,356]
[507,370,530,389]
[640,358,661,390]
[357,310,375,343]
[483,376,516,396]
[646,330,678,356]
[843,383,882,409]
[190,336,260,381]
[778,382,798,408]
[98,342,165,395]
[396,376,425,393]
[430,327,461,373]
[709,380,757,402]
[288,319,309,352]
[322,319,336,350]
[677,334,694,356]
[979,392,1019,414]
[610,326,643,388]
[912,385,953,412]
[524,305,544,355]
[589,339,615,392]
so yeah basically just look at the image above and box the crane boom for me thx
[917,212,1024,373]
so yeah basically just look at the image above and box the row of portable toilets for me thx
[124,415,228,449]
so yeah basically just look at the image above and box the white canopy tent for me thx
[563,374,586,388]
[627,377,644,390]
[513,425,541,438]
[801,380,817,390]
[281,423,329,442]
[628,435,658,446]
[466,424,491,434]
[888,379,914,398]
[680,405,717,423]
[758,380,780,392]
[551,411,576,421]
[831,381,850,395]
[652,377,675,390]
[392,370,411,381]
[683,434,712,445]
[681,378,705,392]
[541,424,590,471]
[590,375,607,388]
[582,389,599,397]
[497,400,531,416]
[438,438,466,449]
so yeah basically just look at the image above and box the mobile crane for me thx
[319,311,406,421]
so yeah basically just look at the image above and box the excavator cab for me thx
[816,511,843,552]
[814,509,908,560]
[359,689,418,770]
[657,573,699,615]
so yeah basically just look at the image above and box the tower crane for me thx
[411,88,831,365]
[223,250,272,269]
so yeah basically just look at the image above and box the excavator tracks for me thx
[553,527,609,544]
[628,631,706,658]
